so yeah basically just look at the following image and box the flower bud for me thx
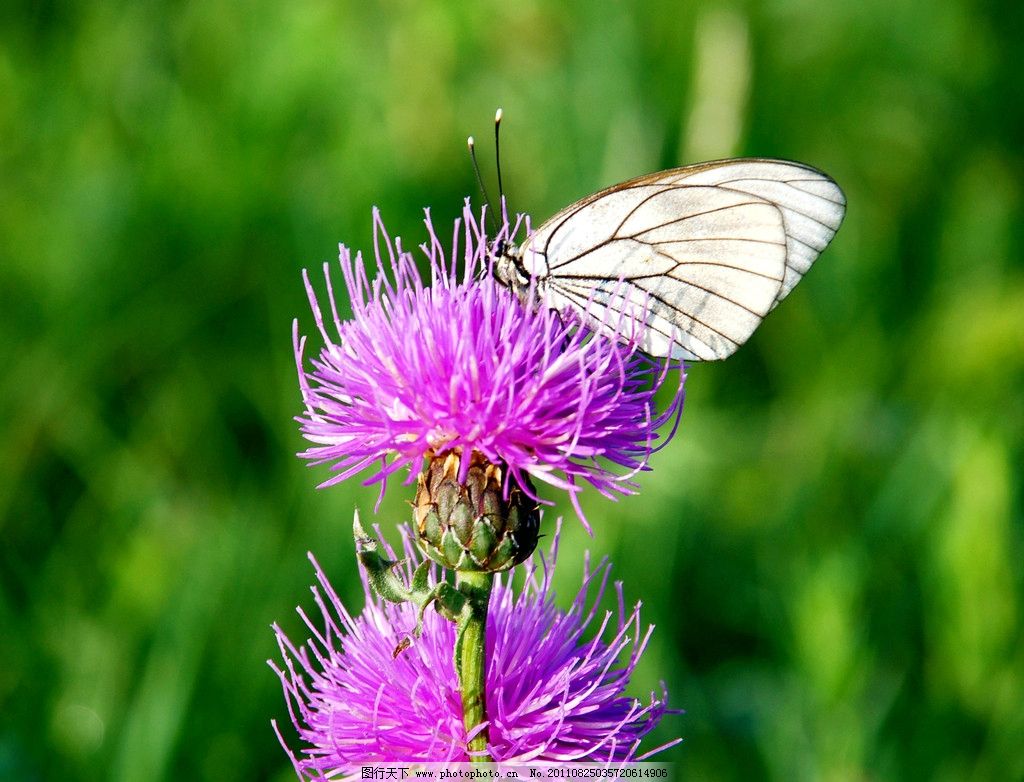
[414,451,539,572]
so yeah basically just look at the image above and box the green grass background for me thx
[2,1,1022,779]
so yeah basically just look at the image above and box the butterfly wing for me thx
[518,158,846,360]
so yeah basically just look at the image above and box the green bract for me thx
[414,451,540,573]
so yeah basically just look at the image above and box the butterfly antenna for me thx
[467,135,498,235]
[494,108,506,221]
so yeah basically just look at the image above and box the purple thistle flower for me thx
[293,203,684,529]
[270,517,680,774]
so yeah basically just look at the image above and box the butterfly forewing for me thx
[516,158,846,359]
[652,159,846,305]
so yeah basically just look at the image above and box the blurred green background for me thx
[2,0,1022,779]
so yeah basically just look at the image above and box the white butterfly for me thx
[494,158,846,361]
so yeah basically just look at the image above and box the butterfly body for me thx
[495,158,846,361]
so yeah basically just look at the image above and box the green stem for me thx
[454,570,494,762]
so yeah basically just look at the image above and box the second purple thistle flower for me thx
[294,202,684,546]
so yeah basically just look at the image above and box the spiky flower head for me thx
[270,516,678,775]
[293,203,684,530]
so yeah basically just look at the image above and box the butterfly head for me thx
[492,241,533,299]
